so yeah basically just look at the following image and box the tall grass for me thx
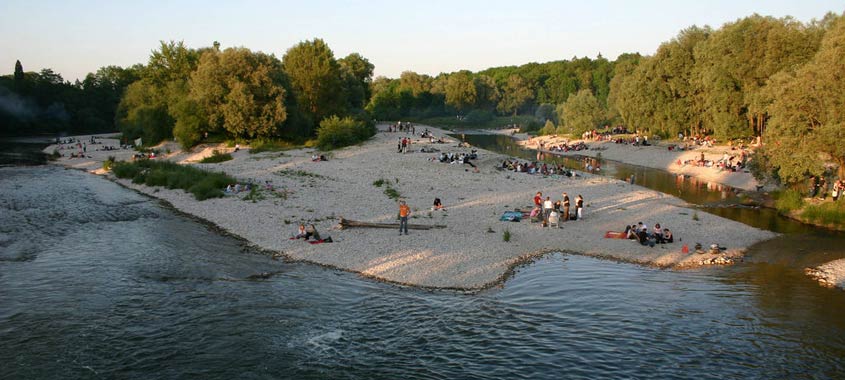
[112,160,235,200]
[198,150,233,163]
[774,189,804,213]
[801,201,845,226]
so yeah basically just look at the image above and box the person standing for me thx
[575,194,584,221]
[398,200,411,235]
[562,192,570,222]
[534,192,543,210]
[543,196,553,225]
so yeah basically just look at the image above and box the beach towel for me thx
[604,231,627,239]
[308,237,333,244]
[500,211,522,222]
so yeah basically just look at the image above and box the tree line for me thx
[2,10,842,182]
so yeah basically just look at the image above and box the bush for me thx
[538,120,557,136]
[199,150,233,163]
[103,156,116,171]
[111,160,235,201]
[775,189,804,213]
[503,228,511,242]
[316,116,376,150]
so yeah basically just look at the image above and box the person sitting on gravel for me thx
[662,228,674,243]
[294,224,307,239]
[432,198,445,211]
[304,224,320,241]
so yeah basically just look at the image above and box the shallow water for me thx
[1,166,844,379]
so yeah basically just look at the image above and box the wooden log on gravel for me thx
[337,217,446,230]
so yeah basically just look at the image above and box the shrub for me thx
[774,189,804,213]
[199,150,233,163]
[538,120,556,136]
[103,156,116,171]
[316,115,376,150]
[503,228,511,242]
[111,160,235,201]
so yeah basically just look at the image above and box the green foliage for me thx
[187,47,288,142]
[445,71,477,112]
[503,228,511,242]
[103,156,116,171]
[561,89,603,135]
[774,189,805,213]
[282,38,345,133]
[801,201,845,226]
[198,150,233,163]
[497,74,534,115]
[243,186,265,203]
[316,115,376,150]
[692,211,700,221]
[373,178,400,199]
[539,120,557,136]
[759,14,845,183]
[111,160,235,200]
[249,139,304,154]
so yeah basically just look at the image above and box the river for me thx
[1,152,844,378]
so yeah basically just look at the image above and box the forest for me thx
[1,11,843,182]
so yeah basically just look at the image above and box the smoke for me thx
[0,86,36,121]
[0,87,69,122]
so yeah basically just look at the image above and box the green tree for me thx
[539,120,556,135]
[497,74,534,115]
[762,14,845,182]
[561,89,603,135]
[444,71,477,112]
[693,15,824,139]
[282,38,344,131]
[339,53,374,109]
[186,47,288,145]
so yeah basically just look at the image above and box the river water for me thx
[2,157,845,378]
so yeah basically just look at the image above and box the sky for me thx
[1,0,842,82]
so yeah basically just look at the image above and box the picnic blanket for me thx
[604,231,628,239]
[500,211,523,222]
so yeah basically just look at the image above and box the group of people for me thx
[530,191,584,227]
[501,160,575,177]
[624,222,674,247]
[542,140,590,152]
[811,176,845,200]
[678,150,748,173]
[387,121,415,134]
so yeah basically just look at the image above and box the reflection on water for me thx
[2,158,845,378]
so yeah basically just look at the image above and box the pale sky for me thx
[1,0,842,82]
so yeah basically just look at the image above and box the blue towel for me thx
[500,211,522,222]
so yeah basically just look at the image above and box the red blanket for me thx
[604,231,627,239]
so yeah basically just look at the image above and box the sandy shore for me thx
[44,126,777,290]
[519,136,763,191]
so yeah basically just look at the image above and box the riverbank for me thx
[519,136,763,192]
[44,125,777,290]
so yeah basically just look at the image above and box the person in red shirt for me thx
[533,192,543,209]
[398,200,411,235]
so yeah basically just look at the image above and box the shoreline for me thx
[44,126,779,290]
[517,135,764,192]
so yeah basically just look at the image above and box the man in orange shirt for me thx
[398,200,411,235]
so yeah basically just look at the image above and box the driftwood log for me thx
[337,217,446,230]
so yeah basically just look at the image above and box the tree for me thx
[761,14,845,182]
[14,60,23,88]
[561,89,603,135]
[339,53,374,109]
[282,38,344,131]
[497,74,534,115]
[186,47,288,144]
[539,120,556,135]
[444,71,477,112]
[693,15,824,139]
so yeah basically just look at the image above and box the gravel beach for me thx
[45,125,779,290]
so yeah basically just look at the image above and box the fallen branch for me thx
[337,217,446,230]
